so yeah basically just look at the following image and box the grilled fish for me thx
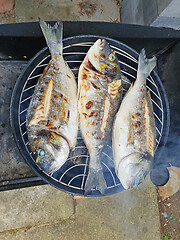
[78,38,124,194]
[112,49,156,190]
[26,19,78,174]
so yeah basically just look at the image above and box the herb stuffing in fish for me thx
[26,19,78,175]
[112,49,156,190]
[78,38,124,194]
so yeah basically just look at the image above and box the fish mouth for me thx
[99,38,106,50]
[126,169,148,189]
[117,152,152,189]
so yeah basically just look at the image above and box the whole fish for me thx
[78,38,124,194]
[26,19,78,174]
[112,49,156,190]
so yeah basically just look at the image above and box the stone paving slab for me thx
[15,0,121,23]
[0,0,15,24]
[0,61,36,182]
[0,177,161,240]
[0,185,74,232]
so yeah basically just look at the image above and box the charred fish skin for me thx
[78,39,123,194]
[26,19,78,174]
[112,49,156,190]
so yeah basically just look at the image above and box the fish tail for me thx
[138,49,157,78]
[85,166,107,195]
[39,18,63,56]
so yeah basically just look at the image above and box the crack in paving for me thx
[0,214,76,236]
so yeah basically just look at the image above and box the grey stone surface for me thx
[121,0,180,29]
[142,0,158,25]
[151,16,180,29]
[157,0,172,14]
[0,185,74,232]
[121,0,144,25]
[0,61,36,182]
[15,0,121,23]
[0,177,161,239]
[160,0,180,18]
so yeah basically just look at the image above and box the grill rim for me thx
[10,35,170,197]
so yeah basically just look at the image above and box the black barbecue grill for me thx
[0,21,180,195]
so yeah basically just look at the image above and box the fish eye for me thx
[38,149,45,157]
[108,53,116,62]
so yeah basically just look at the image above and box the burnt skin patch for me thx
[135,112,141,117]
[89,111,97,118]
[134,121,141,128]
[63,97,68,102]
[83,74,87,79]
[85,101,93,109]
[66,74,71,79]
[67,110,70,120]
[91,82,99,89]
[54,93,59,100]
[46,120,54,128]
[100,53,106,59]
[82,113,87,118]
[52,115,58,121]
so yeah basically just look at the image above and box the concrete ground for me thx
[0,1,179,240]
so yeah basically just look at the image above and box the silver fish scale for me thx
[17,36,165,196]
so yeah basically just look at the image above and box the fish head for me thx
[87,38,120,75]
[32,131,69,174]
[117,152,152,190]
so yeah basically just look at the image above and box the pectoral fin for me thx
[107,79,122,100]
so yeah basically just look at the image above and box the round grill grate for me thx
[11,35,169,196]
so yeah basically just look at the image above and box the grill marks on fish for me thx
[85,101,93,109]
[29,79,54,126]
[100,97,111,138]
[142,92,156,156]
[112,49,156,190]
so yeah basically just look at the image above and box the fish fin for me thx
[107,79,122,100]
[143,93,156,156]
[29,79,54,126]
[39,18,63,55]
[85,167,107,195]
[138,49,156,78]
